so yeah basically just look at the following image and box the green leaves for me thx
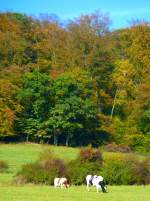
[16,71,53,141]
[47,73,98,145]
[16,70,98,145]
[139,109,150,135]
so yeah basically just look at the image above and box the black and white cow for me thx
[86,175,107,193]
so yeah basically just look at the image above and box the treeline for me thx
[0,12,150,151]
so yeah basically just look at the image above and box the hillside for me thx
[0,143,148,185]
[0,12,150,151]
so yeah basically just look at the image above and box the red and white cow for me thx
[54,177,70,188]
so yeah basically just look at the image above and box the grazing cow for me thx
[54,177,70,188]
[86,175,107,193]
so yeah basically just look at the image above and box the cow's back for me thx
[54,177,70,188]
[54,178,60,187]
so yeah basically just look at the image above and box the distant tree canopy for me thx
[0,11,149,151]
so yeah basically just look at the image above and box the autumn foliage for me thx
[0,12,149,151]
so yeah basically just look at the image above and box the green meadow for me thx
[0,185,150,201]
[0,143,149,201]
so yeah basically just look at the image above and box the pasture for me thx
[0,185,150,201]
[0,143,150,201]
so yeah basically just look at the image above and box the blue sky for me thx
[0,0,150,29]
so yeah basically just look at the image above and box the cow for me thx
[86,175,107,193]
[54,177,70,188]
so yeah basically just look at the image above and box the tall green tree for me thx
[46,71,98,146]
[16,71,54,142]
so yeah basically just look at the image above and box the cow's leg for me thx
[54,182,58,188]
[96,185,99,193]
[87,182,90,191]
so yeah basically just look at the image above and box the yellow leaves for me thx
[127,23,150,69]
[113,60,135,87]
[3,107,15,126]
[0,13,21,34]
[0,107,16,136]
[135,73,150,109]
[0,77,22,136]
[115,90,127,105]
[0,79,18,105]
[111,60,136,108]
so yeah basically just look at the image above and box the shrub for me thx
[134,136,150,153]
[38,151,66,177]
[0,160,8,172]
[67,147,103,185]
[141,158,150,184]
[68,160,102,185]
[16,150,67,185]
[104,143,131,153]
[79,147,103,163]
[125,155,150,185]
[101,154,150,185]
[101,156,135,185]
[13,175,27,185]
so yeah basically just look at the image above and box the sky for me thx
[0,0,150,29]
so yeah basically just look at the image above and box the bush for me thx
[68,160,102,185]
[101,154,150,185]
[125,156,150,185]
[79,147,103,163]
[13,175,27,185]
[67,147,103,185]
[16,150,67,185]
[0,160,8,172]
[101,156,135,185]
[104,143,131,153]
[134,136,150,153]
[141,158,150,184]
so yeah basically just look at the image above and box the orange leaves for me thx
[0,107,16,136]
[2,107,15,126]
[0,13,21,33]
[0,77,21,136]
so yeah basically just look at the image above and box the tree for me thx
[110,59,136,118]
[46,72,98,146]
[16,71,53,142]
[67,11,114,114]
[0,78,21,138]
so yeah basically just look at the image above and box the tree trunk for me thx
[65,135,69,146]
[54,134,58,146]
[39,138,44,144]
[110,89,118,119]
[26,135,29,142]
[47,138,50,144]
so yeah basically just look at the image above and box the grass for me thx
[0,143,146,174]
[0,143,150,201]
[0,143,79,183]
[0,143,78,173]
[0,185,150,201]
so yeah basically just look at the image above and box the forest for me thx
[0,11,149,151]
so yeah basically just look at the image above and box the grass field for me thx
[0,143,150,201]
[0,185,150,201]
[0,143,79,184]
